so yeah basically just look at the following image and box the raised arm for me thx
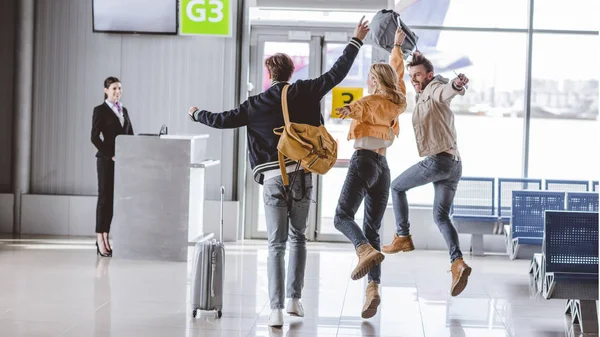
[391,28,407,96]
[295,17,370,98]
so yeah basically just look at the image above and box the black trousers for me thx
[96,157,115,233]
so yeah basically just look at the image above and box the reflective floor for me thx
[0,237,593,337]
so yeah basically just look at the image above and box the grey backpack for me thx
[366,9,419,59]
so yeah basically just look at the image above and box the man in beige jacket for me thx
[381,52,472,297]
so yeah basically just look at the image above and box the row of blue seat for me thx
[529,211,599,334]
[505,190,598,260]
[452,178,598,219]
[450,177,599,256]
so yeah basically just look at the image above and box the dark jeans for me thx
[391,153,463,262]
[96,157,115,233]
[334,150,390,284]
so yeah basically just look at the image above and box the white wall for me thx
[30,0,240,200]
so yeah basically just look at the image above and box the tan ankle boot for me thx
[450,258,472,297]
[361,282,381,319]
[382,234,415,254]
[351,244,385,281]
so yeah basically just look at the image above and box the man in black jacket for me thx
[188,17,370,327]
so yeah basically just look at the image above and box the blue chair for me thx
[566,192,599,212]
[545,179,589,192]
[506,190,565,260]
[541,211,598,333]
[498,178,542,223]
[592,181,599,192]
[451,177,498,256]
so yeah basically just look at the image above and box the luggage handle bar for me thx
[220,186,225,243]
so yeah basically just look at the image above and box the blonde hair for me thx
[369,63,405,106]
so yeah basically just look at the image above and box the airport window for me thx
[398,0,528,29]
[533,0,599,31]
[528,33,599,180]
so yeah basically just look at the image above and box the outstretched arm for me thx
[188,101,249,129]
[431,74,469,102]
[335,99,372,123]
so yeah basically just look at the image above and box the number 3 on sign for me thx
[187,0,224,23]
[331,87,364,118]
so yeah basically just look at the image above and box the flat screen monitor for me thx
[92,0,178,35]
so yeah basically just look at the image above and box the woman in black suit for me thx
[90,77,134,257]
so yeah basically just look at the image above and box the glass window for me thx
[387,30,528,204]
[528,33,599,180]
[250,8,375,23]
[397,0,527,29]
[533,0,599,31]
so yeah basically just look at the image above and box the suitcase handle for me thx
[220,186,225,243]
[210,250,216,297]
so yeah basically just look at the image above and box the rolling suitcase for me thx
[366,9,419,59]
[191,186,225,319]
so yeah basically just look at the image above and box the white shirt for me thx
[353,129,395,150]
[263,164,303,182]
[105,99,124,127]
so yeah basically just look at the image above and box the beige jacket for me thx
[412,75,465,157]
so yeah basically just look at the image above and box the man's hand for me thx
[353,16,370,41]
[453,74,469,89]
[394,27,406,46]
[111,157,115,161]
[335,105,351,119]
[188,106,198,121]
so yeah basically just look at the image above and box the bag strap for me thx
[278,152,289,186]
[278,84,292,185]
[281,84,291,127]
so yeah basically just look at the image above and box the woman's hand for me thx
[394,27,406,46]
[335,105,352,119]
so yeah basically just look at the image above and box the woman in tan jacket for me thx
[333,28,407,319]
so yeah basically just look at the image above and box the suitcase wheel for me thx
[217,310,222,319]
[192,309,198,318]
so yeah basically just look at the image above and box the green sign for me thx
[180,0,231,36]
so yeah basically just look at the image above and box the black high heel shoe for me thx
[96,241,112,257]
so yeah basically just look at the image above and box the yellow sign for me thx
[331,87,364,118]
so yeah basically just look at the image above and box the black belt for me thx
[436,152,460,161]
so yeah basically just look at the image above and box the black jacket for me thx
[192,38,363,184]
[91,102,134,159]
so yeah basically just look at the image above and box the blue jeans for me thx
[391,153,463,262]
[334,150,390,284]
[263,172,312,309]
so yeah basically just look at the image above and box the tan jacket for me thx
[346,47,407,141]
[412,75,465,157]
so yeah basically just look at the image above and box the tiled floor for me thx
[0,236,593,337]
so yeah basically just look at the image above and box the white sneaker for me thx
[268,309,284,327]
[286,298,304,317]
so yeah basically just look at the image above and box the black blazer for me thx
[91,102,134,159]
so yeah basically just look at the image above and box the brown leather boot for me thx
[450,258,472,297]
[381,234,415,254]
[351,244,385,281]
[361,281,381,319]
